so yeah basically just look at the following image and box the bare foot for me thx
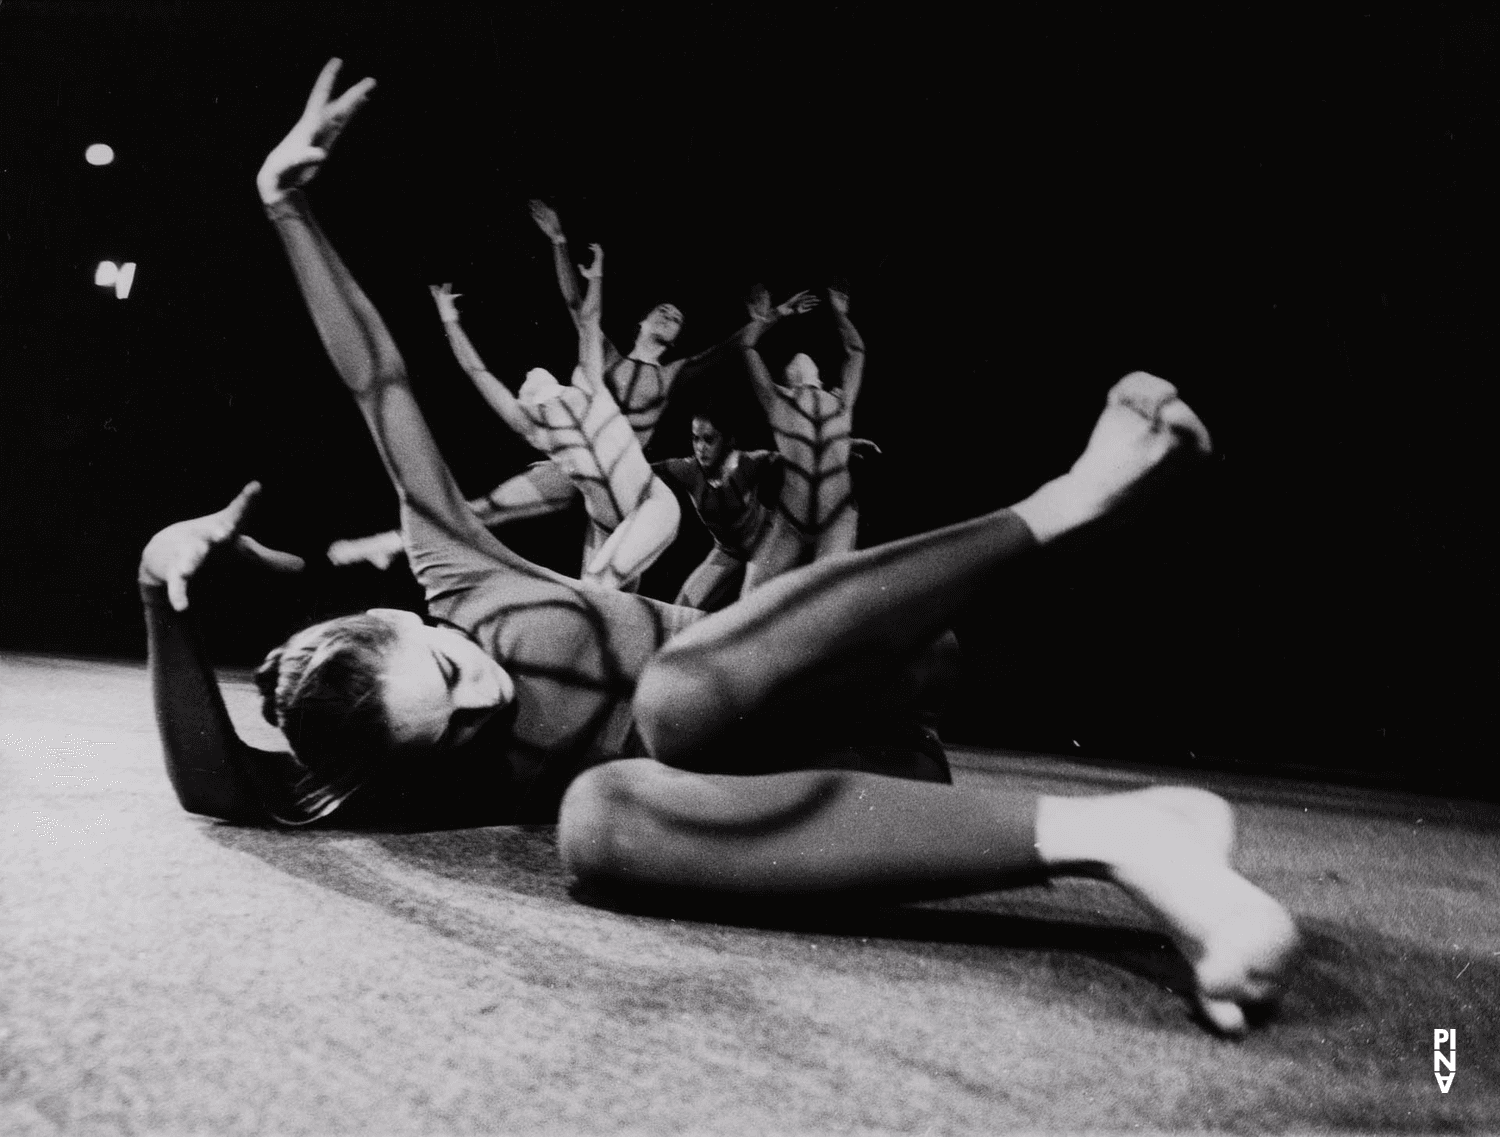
[326,531,405,571]
[1100,790,1297,1036]
[1012,372,1212,543]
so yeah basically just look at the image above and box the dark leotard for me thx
[655,450,778,559]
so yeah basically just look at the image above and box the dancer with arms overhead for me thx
[739,284,869,592]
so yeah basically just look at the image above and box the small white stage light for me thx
[94,260,138,299]
[85,143,116,166]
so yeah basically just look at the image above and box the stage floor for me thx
[2,652,1496,1134]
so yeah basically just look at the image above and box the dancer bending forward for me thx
[653,409,782,611]
[141,60,1297,1037]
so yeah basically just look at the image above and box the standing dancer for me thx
[740,285,867,592]
[653,410,781,611]
[329,257,681,591]
[425,259,679,590]
[142,60,1297,1036]
[529,199,816,448]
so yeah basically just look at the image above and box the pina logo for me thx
[1433,1029,1456,1093]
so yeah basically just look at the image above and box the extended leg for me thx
[581,475,681,590]
[635,372,1213,764]
[326,461,578,571]
[675,547,748,611]
[470,460,577,528]
[739,512,809,594]
[560,761,1298,1035]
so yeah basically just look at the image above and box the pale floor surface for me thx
[2,653,1497,1135]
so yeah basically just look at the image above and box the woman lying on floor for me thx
[139,60,1298,1036]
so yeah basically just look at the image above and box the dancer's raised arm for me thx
[573,243,606,396]
[258,60,511,562]
[529,199,587,321]
[667,290,811,389]
[429,283,536,441]
[828,287,865,407]
[739,285,820,413]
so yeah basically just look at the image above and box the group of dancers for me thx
[326,199,871,612]
[139,59,1300,1037]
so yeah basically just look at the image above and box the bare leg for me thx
[559,762,1296,1035]
[635,372,1213,763]
[327,529,406,570]
[561,374,1295,1032]
[582,476,682,590]
[326,462,577,571]
[675,547,748,611]
[470,460,577,527]
[739,512,810,594]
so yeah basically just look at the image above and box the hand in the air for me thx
[139,482,305,611]
[529,199,565,242]
[430,283,462,323]
[827,287,850,316]
[578,243,604,280]
[256,58,376,205]
[776,290,820,317]
[746,284,773,323]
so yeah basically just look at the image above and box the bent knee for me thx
[632,655,734,762]
[558,759,657,886]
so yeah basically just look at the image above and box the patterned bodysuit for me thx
[144,187,972,833]
[545,235,754,451]
[655,450,778,610]
[739,307,865,593]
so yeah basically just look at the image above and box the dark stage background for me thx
[1,3,1493,794]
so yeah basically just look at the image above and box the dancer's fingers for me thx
[1160,397,1213,456]
[216,481,263,533]
[304,58,344,115]
[234,535,306,574]
[326,75,376,129]
[166,561,192,613]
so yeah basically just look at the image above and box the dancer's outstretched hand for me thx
[327,530,406,572]
[746,285,773,323]
[776,290,820,317]
[430,283,462,323]
[747,285,819,322]
[529,199,565,242]
[257,58,376,205]
[579,243,604,280]
[139,482,305,611]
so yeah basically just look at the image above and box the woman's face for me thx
[691,417,728,470]
[369,609,514,751]
[640,303,684,345]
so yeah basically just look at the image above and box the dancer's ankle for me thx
[1010,474,1102,546]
